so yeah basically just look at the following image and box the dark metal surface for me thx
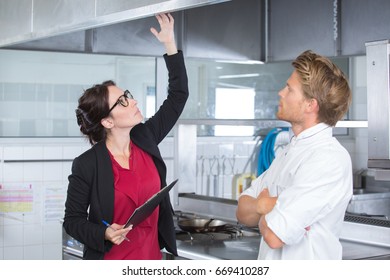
[344,213,390,228]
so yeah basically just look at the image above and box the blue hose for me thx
[257,128,288,176]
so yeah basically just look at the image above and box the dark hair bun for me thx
[76,108,93,132]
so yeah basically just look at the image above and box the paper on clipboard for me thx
[124,179,178,229]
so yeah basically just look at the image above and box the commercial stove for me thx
[164,210,261,260]
[168,211,390,260]
[174,210,259,240]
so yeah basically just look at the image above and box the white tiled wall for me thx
[0,139,90,260]
[0,137,178,260]
[195,137,258,199]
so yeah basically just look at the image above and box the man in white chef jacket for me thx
[236,50,353,260]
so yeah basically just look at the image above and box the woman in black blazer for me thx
[63,13,188,260]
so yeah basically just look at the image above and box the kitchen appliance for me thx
[62,227,83,260]
[167,210,261,260]
[172,209,390,260]
[347,187,390,219]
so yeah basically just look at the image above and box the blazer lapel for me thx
[93,141,115,222]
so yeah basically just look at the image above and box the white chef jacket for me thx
[241,123,352,259]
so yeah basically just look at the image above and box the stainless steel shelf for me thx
[336,120,368,128]
[177,119,368,128]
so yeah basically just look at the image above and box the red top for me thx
[104,142,162,260]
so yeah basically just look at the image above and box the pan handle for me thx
[204,219,214,230]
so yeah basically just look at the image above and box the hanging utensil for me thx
[206,159,211,196]
[200,156,206,195]
[209,156,220,197]
[222,155,235,198]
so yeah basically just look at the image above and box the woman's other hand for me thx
[104,223,132,245]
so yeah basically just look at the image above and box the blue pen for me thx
[102,220,130,242]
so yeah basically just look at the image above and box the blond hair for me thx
[292,50,352,126]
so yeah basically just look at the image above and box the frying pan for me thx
[178,218,227,233]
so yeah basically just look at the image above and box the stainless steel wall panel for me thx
[366,40,390,167]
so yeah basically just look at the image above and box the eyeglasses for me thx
[107,90,134,114]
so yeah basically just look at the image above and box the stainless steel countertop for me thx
[63,234,390,260]
[176,236,259,260]
[341,239,390,260]
[175,235,390,260]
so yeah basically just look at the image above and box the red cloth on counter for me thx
[104,142,161,260]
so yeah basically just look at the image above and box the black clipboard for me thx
[124,179,178,228]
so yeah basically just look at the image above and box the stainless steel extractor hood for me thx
[0,0,230,47]
[0,0,265,61]
[366,39,390,180]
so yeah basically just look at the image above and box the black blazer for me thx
[63,51,188,259]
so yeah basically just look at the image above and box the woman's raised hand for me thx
[150,13,177,55]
